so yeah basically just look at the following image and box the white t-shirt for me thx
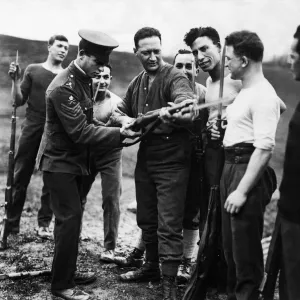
[205,74,242,125]
[223,79,281,151]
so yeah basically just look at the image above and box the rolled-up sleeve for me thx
[252,97,280,150]
[169,75,194,104]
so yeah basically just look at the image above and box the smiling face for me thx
[48,39,69,63]
[174,53,197,82]
[93,66,112,92]
[191,36,220,73]
[288,38,300,81]
[134,36,162,74]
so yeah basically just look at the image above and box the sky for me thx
[1,0,299,60]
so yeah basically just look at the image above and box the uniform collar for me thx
[68,61,91,83]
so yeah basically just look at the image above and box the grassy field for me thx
[0,34,298,299]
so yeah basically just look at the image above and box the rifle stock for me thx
[260,215,281,299]
[0,51,18,250]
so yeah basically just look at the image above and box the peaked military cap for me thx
[78,29,119,64]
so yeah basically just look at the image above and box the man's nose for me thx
[197,51,205,60]
[149,52,156,60]
[99,76,105,83]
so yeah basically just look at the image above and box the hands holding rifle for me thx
[120,116,142,139]
[159,98,199,125]
[8,61,21,81]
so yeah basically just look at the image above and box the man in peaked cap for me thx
[36,29,138,300]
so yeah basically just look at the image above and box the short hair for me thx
[225,30,264,62]
[134,27,161,49]
[105,63,112,72]
[184,27,220,48]
[173,49,192,64]
[48,34,68,46]
[293,25,300,55]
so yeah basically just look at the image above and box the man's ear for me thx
[133,47,137,55]
[196,68,200,75]
[78,49,85,59]
[241,56,249,67]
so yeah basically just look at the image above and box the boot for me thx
[177,257,192,284]
[119,260,160,282]
[114,247,144,268]
[162,275,177,300]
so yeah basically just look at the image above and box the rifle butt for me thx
[0,216,9,250]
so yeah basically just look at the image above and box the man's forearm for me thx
[236,148,272,195]
[12,80,24,107]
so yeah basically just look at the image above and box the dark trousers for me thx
[220,148,269,300]
[43,171,83,290]
[202,142,227,290]
[81,148,122,250]
[184,143,202,230]
[279,216,300,300]
[8,117,52,230]
[135,133,191,275]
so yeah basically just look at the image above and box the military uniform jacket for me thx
[36,61,121,175]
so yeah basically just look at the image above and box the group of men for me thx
[4,23,300,300]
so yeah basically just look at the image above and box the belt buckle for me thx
[234,156,240,163]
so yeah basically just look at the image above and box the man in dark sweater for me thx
[114,27,195,300]
[277,25,300,300]
[7,35,69,239]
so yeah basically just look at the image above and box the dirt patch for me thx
[0,171,279,299]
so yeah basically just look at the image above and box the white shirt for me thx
[223,79,281,151]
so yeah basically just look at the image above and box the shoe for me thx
[100,249,115,263]
[119,260,160,282]
[36,226,52,239]
[52,287,90,300]
[114,248,144,268]
[177,257,192,284]
[74,271,96,285]
[162,275,177,300]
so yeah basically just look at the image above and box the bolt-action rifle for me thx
[183,41,227,300]
[0,51,19,250]
[259,215,281,299]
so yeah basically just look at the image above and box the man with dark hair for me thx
[36,29,138,300]
[7,34,69,239]
[173,49,206,283]
[114,27,195,300]
[81,64,124,263]
[184,26,242,291]
[276,25,300,300]
[220,30,281,300]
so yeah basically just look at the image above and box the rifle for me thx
[0,51,19,250]
[183,41,227,300]
[0,269,51,280]
[259,214,281,299]
[129,98,229,132]
[216,39,227,137]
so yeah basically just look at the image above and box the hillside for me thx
[0,34,208,114]
[0,34,300,181]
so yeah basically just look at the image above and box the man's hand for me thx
[224,190,247,214]
[8,62,21,81]
[159,99,198,124]
[209,123,221,140]
[120,122,142,139]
